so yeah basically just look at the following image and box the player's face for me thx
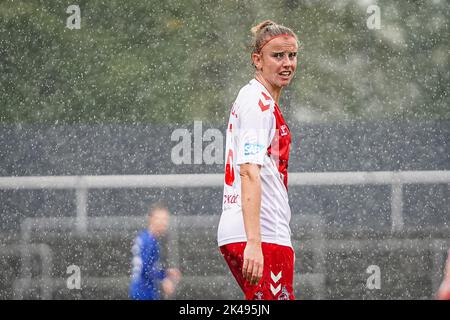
[150,210,169,237]
[254,36,298,89]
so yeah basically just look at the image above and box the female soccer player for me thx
[217,20,299,300]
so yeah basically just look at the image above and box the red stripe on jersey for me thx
[225,149,235,186]
[258,99,270,112]
[267,104,291,190]
[261,91,272,101]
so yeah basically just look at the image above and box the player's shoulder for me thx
[135,230,146,241]
[136,229,154,242]
[234,79,275,115]
[136,231,158,251]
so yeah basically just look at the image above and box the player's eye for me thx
[273,52,284,59]
[288,52,297,59]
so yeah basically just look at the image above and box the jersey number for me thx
[225,149,235,186]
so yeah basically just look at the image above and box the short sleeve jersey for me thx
[217,79,292,248]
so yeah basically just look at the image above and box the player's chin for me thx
[277,78,293,87]
[277,74,295,86]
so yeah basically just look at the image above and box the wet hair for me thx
[148,202,169,216]
[250,20,298,54]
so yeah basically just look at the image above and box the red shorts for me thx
[219,242,296,300]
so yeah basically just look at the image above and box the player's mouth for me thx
[278,71,292,79]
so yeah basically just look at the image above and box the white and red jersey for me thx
[217,79,292,248]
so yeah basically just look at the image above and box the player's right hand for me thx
[242,242,264,285]
[161,278,176,298]
[166,268,182,284]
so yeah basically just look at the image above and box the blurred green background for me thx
[0,0,449,124]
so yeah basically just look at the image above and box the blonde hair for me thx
[250,20,298,54]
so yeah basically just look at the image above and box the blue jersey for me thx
[129,229,166,300]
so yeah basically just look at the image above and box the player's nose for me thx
[281,55,294,68]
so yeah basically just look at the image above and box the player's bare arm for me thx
[240,163,264,285]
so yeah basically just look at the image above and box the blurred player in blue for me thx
[129,203,181,300]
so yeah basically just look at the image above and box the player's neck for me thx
[148,226,156,237]
[255,74,281,105]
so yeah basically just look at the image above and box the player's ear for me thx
[252,52,263,71]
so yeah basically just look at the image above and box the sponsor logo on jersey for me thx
[244,143,264,156]
[223,194,239,204]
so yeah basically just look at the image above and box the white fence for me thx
[1,170,449,233]
[13,214,327,299]
[1,171,450,299]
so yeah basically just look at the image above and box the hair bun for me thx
[250,20,298,55]
[250,20,275,35]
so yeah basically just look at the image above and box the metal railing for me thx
[14,214,450,299]
[16,215,326,299]
[0,244,53,299]
[1,171,449,299]
[1,171,449,232]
